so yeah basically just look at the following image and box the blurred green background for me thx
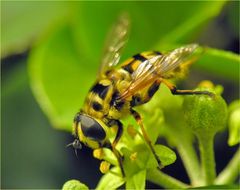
[1,1,239,189]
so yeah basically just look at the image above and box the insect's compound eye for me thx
[79,115,106,141]
[72,139,82,150]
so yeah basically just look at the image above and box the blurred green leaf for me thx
[96,168,124,190]
[155,1,226,48]
[1,1,69,58]
[62,180,89,190]
[126,170,146,190]
[228,100,240,146]
[196,47,240,82]
[28,24,94,130]
[28,1,227,131]
[73,1,226,61]
[140,107,165,144]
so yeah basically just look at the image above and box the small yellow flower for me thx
[100,161,111,174]
[93,148,104,160]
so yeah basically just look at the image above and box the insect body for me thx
[71,15,211,177]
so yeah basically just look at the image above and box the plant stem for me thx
[147,169,189,189]
[198,133,216,185]
[177,141,202,186]
[215,148,240,185]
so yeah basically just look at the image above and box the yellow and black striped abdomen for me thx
[121,51,161,74]
[120,51,162,107]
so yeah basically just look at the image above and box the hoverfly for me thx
[71,14,211,177]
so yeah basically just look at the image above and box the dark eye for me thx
[79,115,106,141]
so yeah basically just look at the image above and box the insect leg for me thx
[111,120,125,177]
[161,79,213,96]
[130,109,163,169]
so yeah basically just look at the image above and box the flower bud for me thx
[183,88,227,136]
[93,148,104,160]
[100,161,111,174]
[62,179,89,190]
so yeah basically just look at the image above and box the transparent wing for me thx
[119,44,199,100]
[98,13,130,78]
[156,44,199,75]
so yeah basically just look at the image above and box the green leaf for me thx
[62,179,89,190]
[96,168,124,190]
[154,145,177,166]
[126,170,146,190]
[28,24,95,130]
[140,107,165,144]
[73,1,226,60]
[121,144,176,178]
[195,47,240,82]
[155,1,226,47]
[1,1,69,58]
[228,100,240,146]
[120,147,143,178]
